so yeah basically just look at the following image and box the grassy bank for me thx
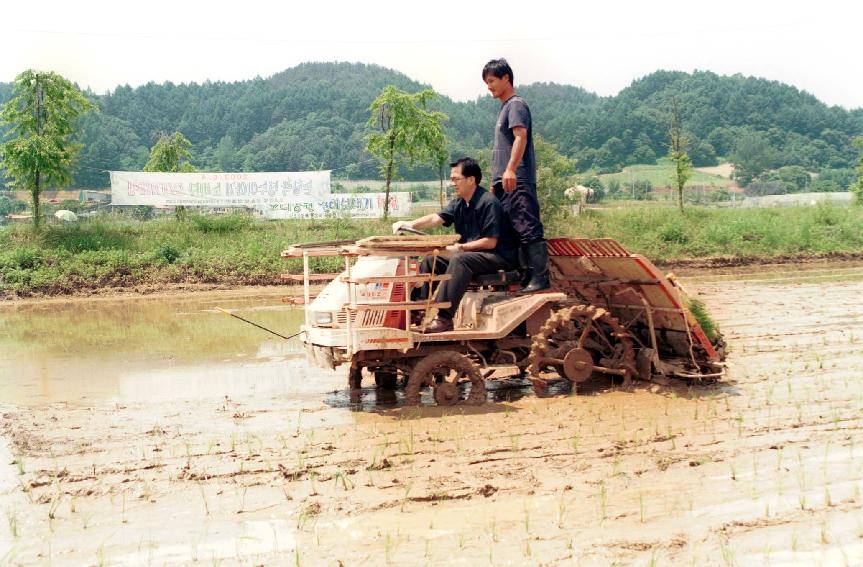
[2,203,862,297]
[598,160,734,189]
[565,201,863,261]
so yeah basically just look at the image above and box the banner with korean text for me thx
[109,171,412,218]
[109,171,332,207]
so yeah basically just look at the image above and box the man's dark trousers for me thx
[493,182,544,244]
[414,252,513,320]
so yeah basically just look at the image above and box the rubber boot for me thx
[519,240,550,293]
[518,246,531,287]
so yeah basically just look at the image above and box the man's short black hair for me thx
[450,157,482,186]
[482,58,514,85]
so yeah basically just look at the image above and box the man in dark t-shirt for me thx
[483,58,550,293]
[392,158,516,333]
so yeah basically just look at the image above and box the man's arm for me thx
[502,126,528,192]
[392,213,445,233]
[447,236,498,253]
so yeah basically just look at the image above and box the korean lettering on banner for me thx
[110,171,412,219]
[109,171,330,207]
[262,192,412,220]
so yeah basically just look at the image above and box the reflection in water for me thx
[0,293,338,406]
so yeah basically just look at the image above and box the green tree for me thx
[215,134,238,171]
[851,138,863,205]
[144,132,196,172]
[74,112,147,187]
[593,137,625,172]
[365,86,447,218]
[776,165,810,192]
[580,176,606,203]
[631,133,657,164]
[0,70,94,227]
[144,132,196,221]
[534,136,577,219]
[689,140,718,167]
[809,178,842,193]
[731,131,775,186]
[817,167,856,191]
[668,97,693,212]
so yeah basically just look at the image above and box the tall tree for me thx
[668,97,693,212]
[365,86,447,218]
[144,132,197,172]
[851,138,863,205]
[0,70,94,227]
[144,132,196,220]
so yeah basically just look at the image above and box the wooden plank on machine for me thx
[351,234,460,255]
[282,240,356,258]
[343,274,452,284]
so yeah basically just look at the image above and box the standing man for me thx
[482,58,550,293]
[392,157,517,333]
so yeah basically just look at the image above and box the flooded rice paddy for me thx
[2,261,863,565]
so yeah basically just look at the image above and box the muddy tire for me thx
[348,364,363,390]
[374,371,399,390]
[527,304,637,392]
[405,351,485,406]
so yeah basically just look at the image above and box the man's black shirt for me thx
[438,186,518,263]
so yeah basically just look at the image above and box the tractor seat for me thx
[472,270,522,287]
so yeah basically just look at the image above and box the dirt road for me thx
[2,262,863,565]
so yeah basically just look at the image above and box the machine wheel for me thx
[348,364,363,390]
[405,351,486,406]
[527,304,637,394]
[374,371,399,390]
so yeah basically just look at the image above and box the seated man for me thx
[392,157,517,333]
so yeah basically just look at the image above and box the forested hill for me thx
[1,62,861,188]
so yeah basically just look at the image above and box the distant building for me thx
[80,190,111,202]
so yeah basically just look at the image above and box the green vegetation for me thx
[686,298,720,342]
[365,86,447,217]
[0,70,94,226]
[1,64,859,193]
[559,202,863,262]
[0,194,26,215]
[852,138,863,205]
[144,131,196,173]
[599,160,733,190]
[669,97,694,212]
[0,212,385,296]
[2,203,862,297]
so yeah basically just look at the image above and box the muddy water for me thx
[0,291,344,407]
[4,260,860,407]
[2,261,863,566]
[0,290,550,410]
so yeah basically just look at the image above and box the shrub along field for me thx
[1,203,862,297]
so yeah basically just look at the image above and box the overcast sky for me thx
[4,0,861,109]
